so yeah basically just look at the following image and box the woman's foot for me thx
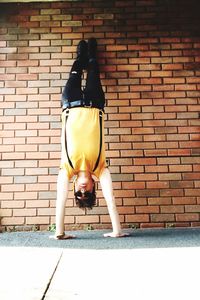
[76,39,88,69]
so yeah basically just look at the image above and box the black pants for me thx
[61,59,105,110]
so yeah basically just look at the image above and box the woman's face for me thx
[75,171,94,194]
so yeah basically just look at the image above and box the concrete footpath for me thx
[0,228,200,300]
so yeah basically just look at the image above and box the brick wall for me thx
[0,0,200,231]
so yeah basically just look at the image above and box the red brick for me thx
[26,200,49,208]
[126,214,149,223]
[185,189,200,196]
[185,205,200,213]
[164,78,185,84]
[0,74,15,80]
[170,181,193,189]
[134,158,156,165]
[0,176,13,184]
[134,142,155,149]
[168,149,191,156]
[176,214,199,222]
[0,1,199,231]
[2,184,24,192]
[136,206,160,214]
[151,214,175,222]
[160,189,184,197]
[76,216,100,224]
[0,192,13,201]
[136,190,159,197]
[151,71,172,77]
[173,197,196,205]
[141,78,162,84]
[3,137,26,145]
[147,181,169,189]
[26,216,49,225]
[1,217,25,226]
[120,150,143,157]
[162,64,183,70]
[1,201,25,209]
[15,145,37,152]
[13,208,36,217]
[117,206,135,214]
[148,197,171,205]
[165,105,187,112]
[161,205,184,214]
[135,174,158,181]
[120,121,141,128]
[3,153,25,160]
[38,175,57,183]
[169,165,192,172]
[107,45,127,51]
[26,184,49,191]
[121,166,144,173]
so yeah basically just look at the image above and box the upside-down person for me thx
[52,38,128,239]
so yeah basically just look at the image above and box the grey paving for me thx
[0,227,200,249]
[0,247,62,300]
[0,228,200,300]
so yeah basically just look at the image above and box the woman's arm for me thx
[50,169,75,240]
[99,168,128,237]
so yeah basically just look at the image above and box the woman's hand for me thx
[103,232,130,238]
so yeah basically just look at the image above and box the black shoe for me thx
[77,40,88,69]
[88,37,97,61]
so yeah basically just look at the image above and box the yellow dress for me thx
[60,107,106,179]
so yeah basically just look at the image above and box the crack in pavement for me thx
[41,251,63,300]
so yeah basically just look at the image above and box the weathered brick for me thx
[135,174,158,181]
[2,184,24,192]
[176,214,199,222]
[147,181,169,189]
[1,217,25,226]
[76,216,100,224]
[26,183,49,191]
[0,0,199,231]
[185,189,200,196]
[1,201,25,209]
[126,214,149,223]
[151,214,175,222]
[3,152,25,160]
[159,173,182,181]
[160,189,184,197]
[14,176,37,184]
[13,208,36,217]
[137,190,159,197]
[26,152,49,160]
[26,216,50,225]
[136,205,160,214]
[134,158,156,165]
[26,200,49,208]
[172,197,196,205]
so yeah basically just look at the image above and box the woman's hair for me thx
[74,183,96,210]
